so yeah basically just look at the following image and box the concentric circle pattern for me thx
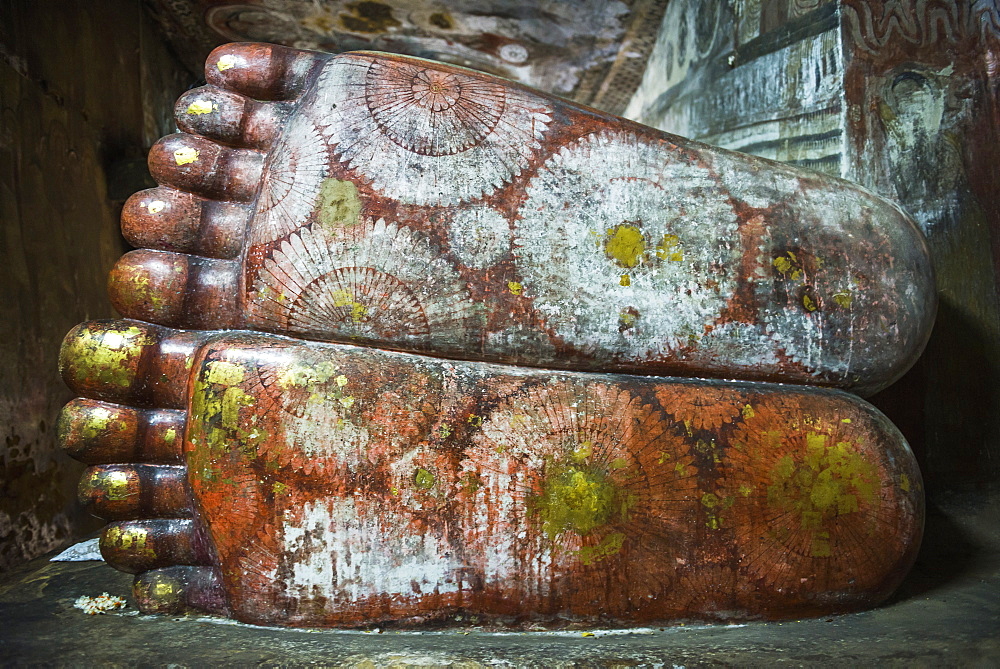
[722,396,913,596]
[459,380,698,606]
[514,131,741,360]
[252,113,329,245]
[249,218,478,351]
[314,54,552,206]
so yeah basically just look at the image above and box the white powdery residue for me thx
[74,592,127,615]
[291,393,369,466]
[281,498,463,608]
[514,130,739,360]
[693,322,781,370]
[712,151,803,210]
[447,205,512,269]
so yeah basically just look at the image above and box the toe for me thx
[148,133,263,202]
[175,86,286,151]
[60,319,208,409]
[107,250,240,330]
[78,464,189,520]
[205,42,325,102]
[133,566,227,615]
[59,398,185,465]
[100,519,208,574]
[122,188,248,260]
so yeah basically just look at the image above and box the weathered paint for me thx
[117,45,936,395]
[62,321,923,626]
[623,0,999,490]
[57,40,940,627]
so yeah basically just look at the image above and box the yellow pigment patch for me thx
[900,473,911,492]
[802,294,818,312]
[618,310,638,329]
[146,200,166,214]
[186,99,216,115]
[80,407,114,440]
[98,469,132,501]
[66,325,149,389]
[655,233,684,261]
[205,361,246,386]
[603,224,646,268]
[216,54,237,71]
[277,360,339,388]
[507,281,523,295]
[153,579,179,598]
[163,428,176,445]
[620,274,631,287]
[336,375,349,387]
[572,441,593,462]
[316,178,363,229]
[766,432,881,551]
[173,147,199,165]
[742,404,755,419]
[773,252,803,280]
[103,525,155,557]
[221,386,253,429]
[532,465,632,543]
[331,289,369,322]
[414,468,436,490]
[832,291,853,308]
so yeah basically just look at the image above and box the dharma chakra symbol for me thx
[410,70,460,111]
[317,54,551,206]
[366,61,505,157]
[514,131,740,360]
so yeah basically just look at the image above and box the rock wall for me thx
[0,0,192,569]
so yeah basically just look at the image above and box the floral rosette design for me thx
[458,379,700,615]
[249,218,479,352]
[313,54,552,206]
[514,130,741,361]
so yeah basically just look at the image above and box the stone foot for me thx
[110,43,934,395]
[60,319,923,626]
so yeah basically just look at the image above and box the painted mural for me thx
[144,0,669,114]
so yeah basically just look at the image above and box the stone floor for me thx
[1,486,997,667]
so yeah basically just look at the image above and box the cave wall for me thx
[0,0,192,570]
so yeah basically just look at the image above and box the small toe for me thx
[59,398,185,465]
[133,566,227,616]
[107,250,240,330]
[100,519,208,574]
[175,86,286,151]
[206,42,325,102]
[148,133,263,202]
[122,188,248,260]
[78,464,190,520]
